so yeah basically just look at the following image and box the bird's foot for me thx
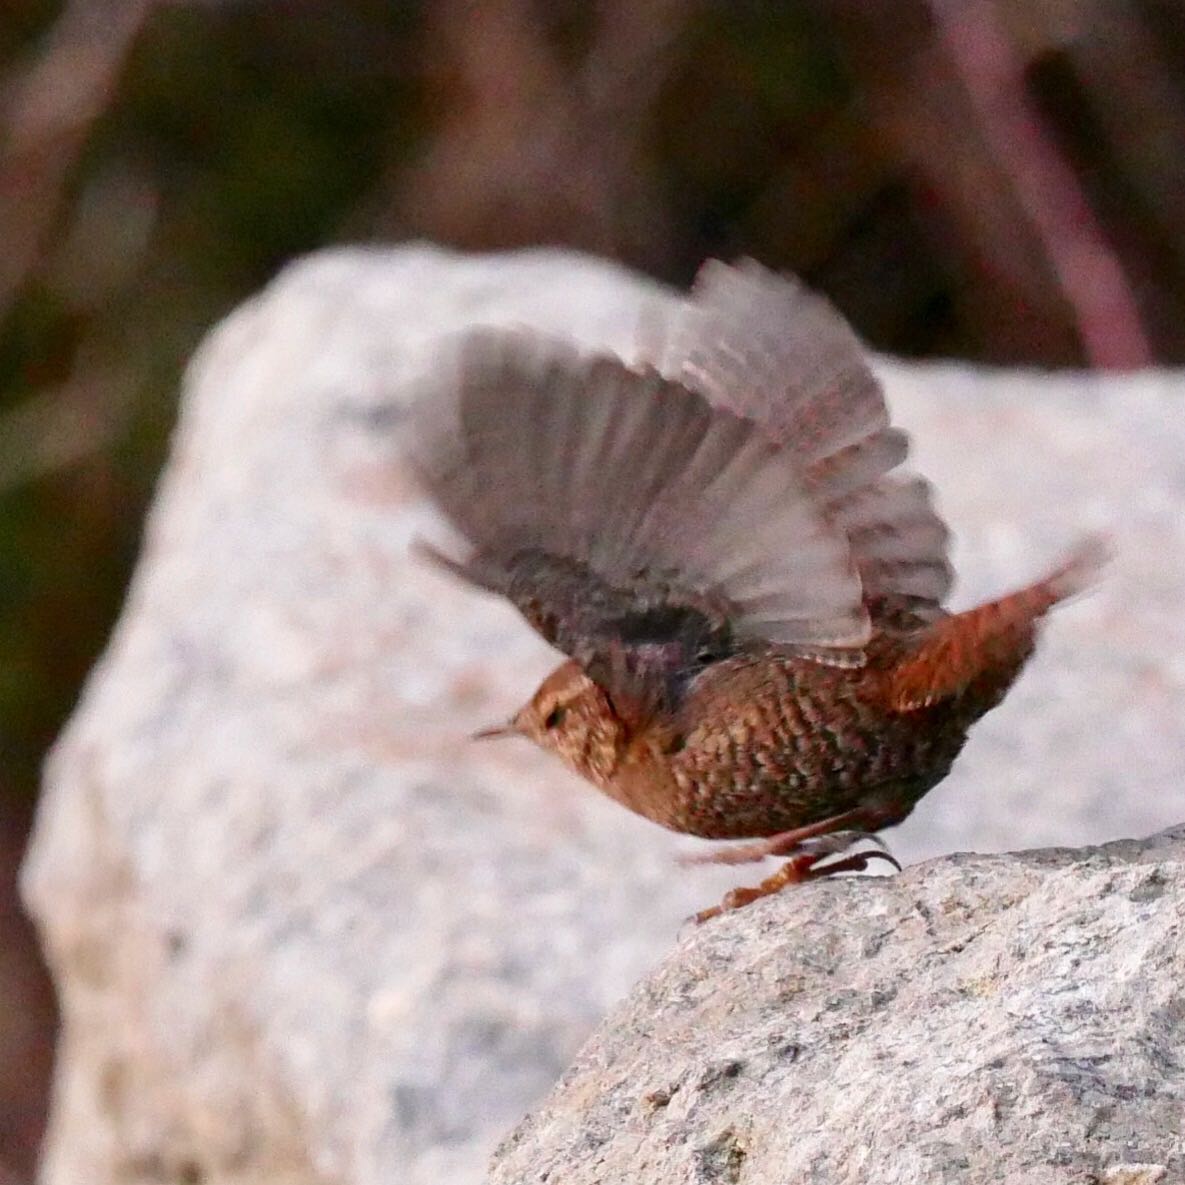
[692,845,900,924]
[679,808,890,867]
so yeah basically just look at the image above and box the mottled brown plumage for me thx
[409,259,1104,920]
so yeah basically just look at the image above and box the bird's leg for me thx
[693,847,898,923]
[679,806,892,867]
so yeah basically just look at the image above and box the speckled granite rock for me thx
[19,245,1185,1185]
[490,832,1185,1185]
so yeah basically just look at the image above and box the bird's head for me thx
[474,660,625,784]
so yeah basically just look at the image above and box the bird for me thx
[407,259,1104,922]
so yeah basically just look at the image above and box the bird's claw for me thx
[796,829,901,869]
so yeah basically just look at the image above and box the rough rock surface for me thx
[489,831,1185,1185]
[20,245,1185,1185]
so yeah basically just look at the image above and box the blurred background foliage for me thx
[2,0,1184,1175]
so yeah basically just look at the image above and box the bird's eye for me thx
[543,705,567,729]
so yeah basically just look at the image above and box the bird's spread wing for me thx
[656,259,953,622]
[408,328,868,723]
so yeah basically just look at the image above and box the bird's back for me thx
[611,532,1104,842]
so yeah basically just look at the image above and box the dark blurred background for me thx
[2,0,1184,1176]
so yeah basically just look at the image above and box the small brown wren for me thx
[409,260,1104,921]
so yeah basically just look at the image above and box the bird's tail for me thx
[889,534,1109,711]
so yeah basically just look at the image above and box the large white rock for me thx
[490,832,1185,1185]
[21,246,1185,1184]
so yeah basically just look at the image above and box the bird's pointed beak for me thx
[471,719,517,741]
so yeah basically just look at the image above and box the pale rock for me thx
[20,246,1185,1184]
[490,833,1185,1185]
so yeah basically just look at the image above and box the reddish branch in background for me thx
[929,0,1151,369]
[0,0,154,326]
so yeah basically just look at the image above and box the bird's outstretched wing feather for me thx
[410,260,956,719]
[409,329,868,720]
[657,259,953,620]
